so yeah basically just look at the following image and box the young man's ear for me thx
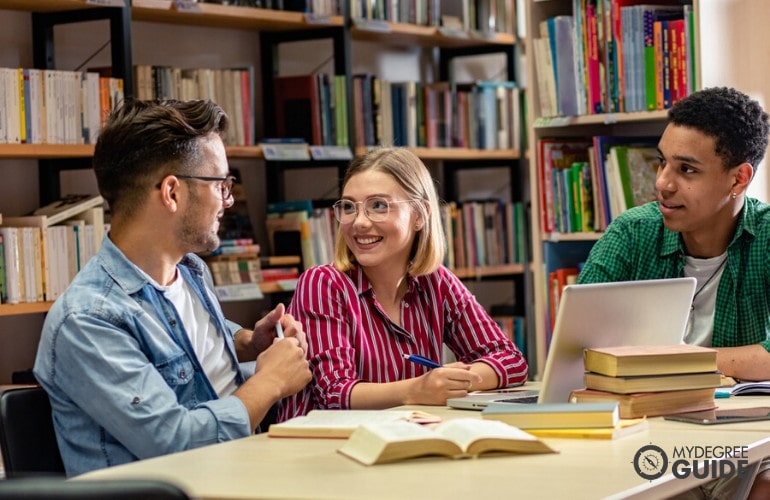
[733,163,754,194]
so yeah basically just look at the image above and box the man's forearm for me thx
[716,345,770,381]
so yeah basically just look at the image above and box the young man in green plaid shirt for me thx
[579,87,770,499]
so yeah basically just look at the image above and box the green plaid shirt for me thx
[578,199,770,351]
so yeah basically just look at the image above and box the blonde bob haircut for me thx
[334,147,446,276]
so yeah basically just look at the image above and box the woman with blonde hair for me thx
[279,147,527,419]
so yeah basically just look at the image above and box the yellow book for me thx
[527,418,649,440]
[583,344,718,377]
[337,419,555,465]
[481,402,619,429]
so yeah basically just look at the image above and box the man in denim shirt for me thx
[34,99,312,477]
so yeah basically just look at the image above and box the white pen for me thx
[275,321,284,339]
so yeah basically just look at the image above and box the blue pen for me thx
[403,353,442,369]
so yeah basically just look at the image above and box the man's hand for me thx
[237,304,308,361]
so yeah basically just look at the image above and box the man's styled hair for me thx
[93,99,229,217]
[334,147,446,276]
[668,87,769,171]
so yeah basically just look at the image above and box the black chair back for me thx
[0,386,65,478]
[0,478,190,500]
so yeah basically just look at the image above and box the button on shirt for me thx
[278,264,528,420]
[34,236,252,477]
[578,199,770,351]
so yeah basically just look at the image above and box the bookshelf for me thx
[0,0,529,378]
[524,0,704,378]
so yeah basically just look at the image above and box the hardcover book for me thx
[268,410,441,439]
[273,74,322,145]
[526,417,649,440]
[569,387,716,419]
[584,371,722,394]
[337,418,555,465]
[481,401,620,429]
[32,194,105,226]
[583,344,718,377]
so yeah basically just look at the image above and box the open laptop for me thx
[447,277,697,410]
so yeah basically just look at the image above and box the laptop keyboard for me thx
[497,395,539,404]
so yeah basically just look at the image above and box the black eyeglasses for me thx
[157,174,236,202]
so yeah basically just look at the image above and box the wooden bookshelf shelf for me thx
[533,110,669,129]
[0,276,297,316]
[451,264,525,279]
[354,147,519,161]
[0,144,95,159]
[0,302,53,316]
[541,232,604,243]
[0,0,110,13]
[0,145,264,160]
[131,0,343,31]
[224,146,264,159]
[351,22,515,49]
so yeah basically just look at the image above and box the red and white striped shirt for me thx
[278,264,528,420]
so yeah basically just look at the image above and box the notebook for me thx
[447,277,697,410]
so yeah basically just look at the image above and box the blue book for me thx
[266,199,314,217]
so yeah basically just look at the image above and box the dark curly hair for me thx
[93,99,228,217]
[668,87,769,171]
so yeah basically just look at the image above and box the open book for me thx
[718,381,770,397]
[268,410,441,439]
[337,418,556,465]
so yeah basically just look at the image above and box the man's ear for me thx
[158,176,181,212]
[733,163,754,194]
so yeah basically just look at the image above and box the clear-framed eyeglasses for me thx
[333,197,417,224]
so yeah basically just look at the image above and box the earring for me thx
[731,191,738,200]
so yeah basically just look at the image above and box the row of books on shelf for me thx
[276,73,522,151]
[204,238,300,287]
[0,67,123,145]
[533,2,695,118]
[351,0,514,35]
[264,198,526,279]
[0,195,106,305]
[537,136,658,235]
[440,200,527,270]
[133,65,255,147]
[546,266,580,332]
[492,311,527,360]
[201,0,339,16]
[274,74,350,148]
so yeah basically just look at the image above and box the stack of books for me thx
[569,345,721,418]
[480,401,648,440]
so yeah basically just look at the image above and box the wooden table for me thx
[77,399,770,499]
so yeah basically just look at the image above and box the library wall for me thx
[699,0,770,202]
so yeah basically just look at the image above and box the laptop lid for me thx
[538,277,696,404]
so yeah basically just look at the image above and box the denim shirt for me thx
[33,236,252,477]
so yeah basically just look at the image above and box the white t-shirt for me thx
[157,270,238,397]
[684,253,727,347]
